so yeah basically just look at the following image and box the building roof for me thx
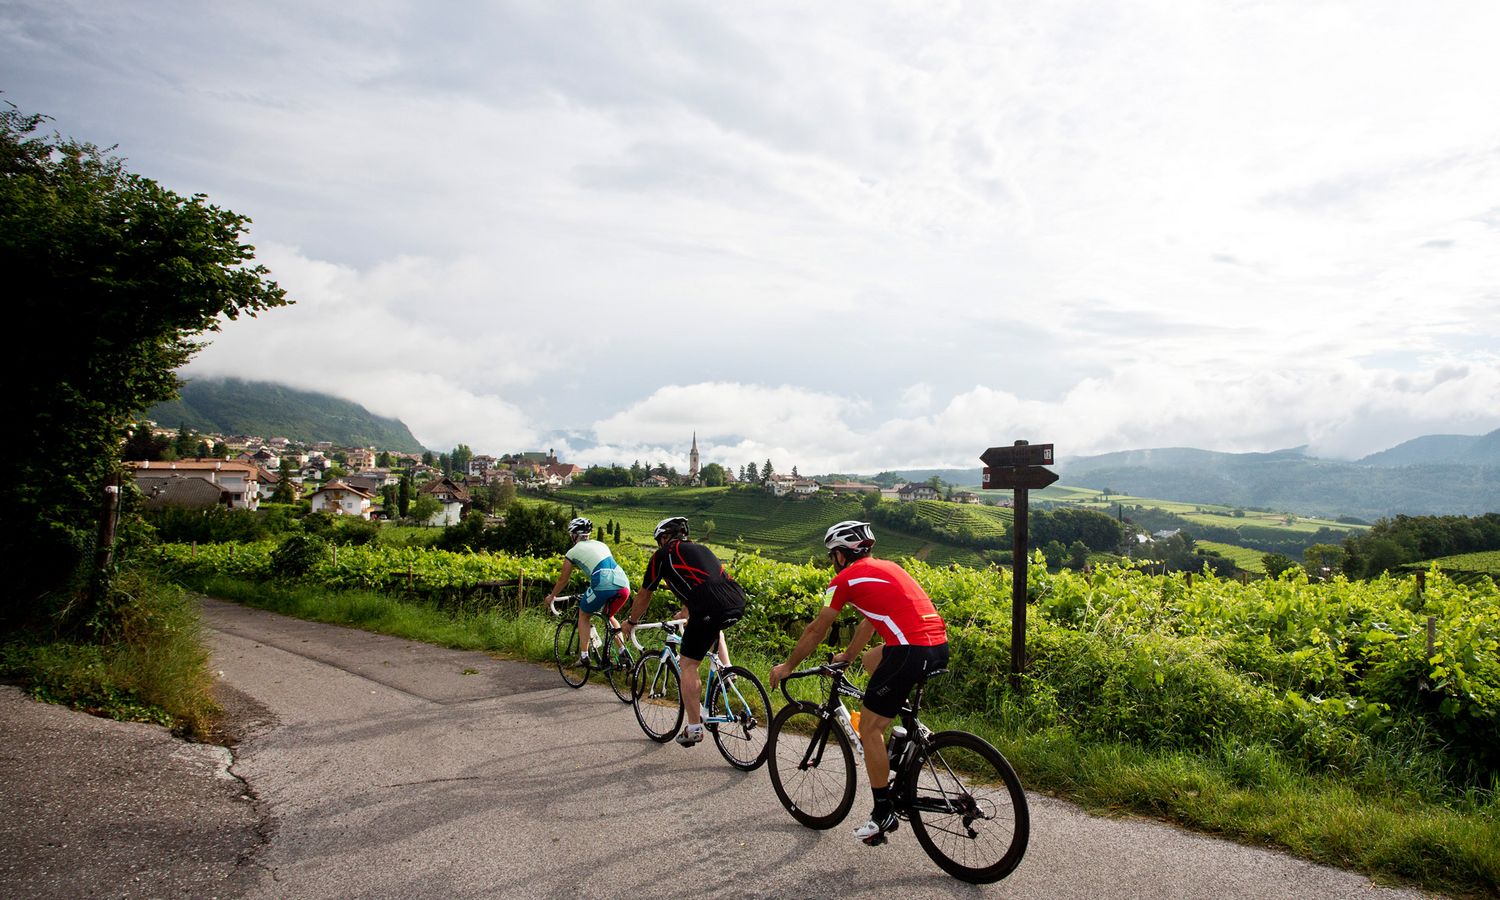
[309,480,375,500]
[130,459,258,476]
[136,475,226,510]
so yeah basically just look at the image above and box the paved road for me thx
[199,598,1433,899]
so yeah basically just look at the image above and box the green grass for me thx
[1,568,220,737]
[180,573,1498,897]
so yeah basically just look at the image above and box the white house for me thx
[897,483,941,502]
[417,476,470,526]
[307,480,375,519]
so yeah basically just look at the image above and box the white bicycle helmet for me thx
[567,517,593,536]
[824,520,875,555]
[654,516,689,540]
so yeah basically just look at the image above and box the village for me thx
[125,427,992,526]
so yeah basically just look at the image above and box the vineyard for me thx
[1410,550,1500,584]
[544,486,995,566]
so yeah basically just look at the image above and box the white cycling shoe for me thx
[675,725,704,747]
[854,811,900,845]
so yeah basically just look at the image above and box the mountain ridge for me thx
[145,378,426,454]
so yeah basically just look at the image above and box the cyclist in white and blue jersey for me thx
[544,517,633,669]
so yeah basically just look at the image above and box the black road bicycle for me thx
[550,595,634,703]
[766,661,1029,884]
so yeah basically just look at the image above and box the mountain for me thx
[1059,435,1500,520]
[145,378,426,454]
[1358,430,1500,467]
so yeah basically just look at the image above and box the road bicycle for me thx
[550,594,634,703]
[630,622,771,771]
[766,661,1029,884]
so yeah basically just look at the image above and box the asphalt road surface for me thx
[200,598,1430,899]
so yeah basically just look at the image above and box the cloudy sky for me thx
[6,1,1499,473]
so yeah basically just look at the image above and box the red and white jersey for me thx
[823,557,947,647]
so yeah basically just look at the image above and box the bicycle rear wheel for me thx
[767,702,856,828]
[553,617,588,688]
[902,730,1029,884]
[631,654,682,742]
[707,665,770,771]
[604,636,635,703]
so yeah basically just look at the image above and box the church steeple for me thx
[689,431,700,481]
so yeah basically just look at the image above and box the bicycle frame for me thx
[633,622,753,727]
[778,662,943,773]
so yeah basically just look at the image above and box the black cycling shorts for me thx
[679,582,745,661]
[862,643,950,718]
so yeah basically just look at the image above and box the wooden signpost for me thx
[981,440,1057,691]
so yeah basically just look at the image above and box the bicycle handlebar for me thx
[778,659,851,704]
[628,618,687,651]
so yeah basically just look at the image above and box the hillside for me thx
[1359,429,1500,467]
[545,485,999,567]
[145,378,426,453]
[1057,444,1500,521]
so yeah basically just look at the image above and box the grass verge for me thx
[182,572,1497,897]
[1,567,220,737]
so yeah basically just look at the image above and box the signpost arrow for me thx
[981,443,1054,468]
[982,466,1059,490]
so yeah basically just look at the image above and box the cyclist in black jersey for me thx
[620,516,747,746]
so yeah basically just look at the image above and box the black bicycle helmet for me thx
[653,516,689,540]
[567,517,593,536]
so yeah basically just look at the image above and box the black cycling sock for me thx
[870,784,893,822]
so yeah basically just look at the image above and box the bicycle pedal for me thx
[860,831,889,847]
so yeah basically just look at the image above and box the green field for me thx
[534,483,1372,573]
[540,485,996,566]
[1195,541,1268,574]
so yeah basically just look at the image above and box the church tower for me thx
[689,432,700,481]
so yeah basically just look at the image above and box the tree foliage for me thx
[2,102,288,625]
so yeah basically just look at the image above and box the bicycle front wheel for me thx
[767,702,856,829]
[631,654,683,742]
[604,637,635,703]
[707,665,771,771]
[902,730,1029,884]
[554,617,588,688]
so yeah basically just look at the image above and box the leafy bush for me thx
[271,534,328,578]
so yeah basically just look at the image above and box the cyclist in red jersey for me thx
[769,520,949,844]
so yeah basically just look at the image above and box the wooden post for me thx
[407,563,414,590]
[1426,616,1436,660]
[192,540,198,558]
[1010,482,1029,693]
[333,545,338,566]
[94,477,121,579]
[1186,572,1193,588]
[518,571,526,614]
[1416,570,1426,597]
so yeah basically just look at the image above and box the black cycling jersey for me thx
[643,539,746,612]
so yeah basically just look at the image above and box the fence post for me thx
[333,545,338,566]
[1415,570,1426,597]
[1426,616,1436,661]
[518,570,526,614]
[407,563,414,590]
[1186,572,1193,588]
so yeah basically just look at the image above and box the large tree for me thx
[2,103,288,625]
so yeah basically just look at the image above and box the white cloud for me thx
[5,1,1500,467]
